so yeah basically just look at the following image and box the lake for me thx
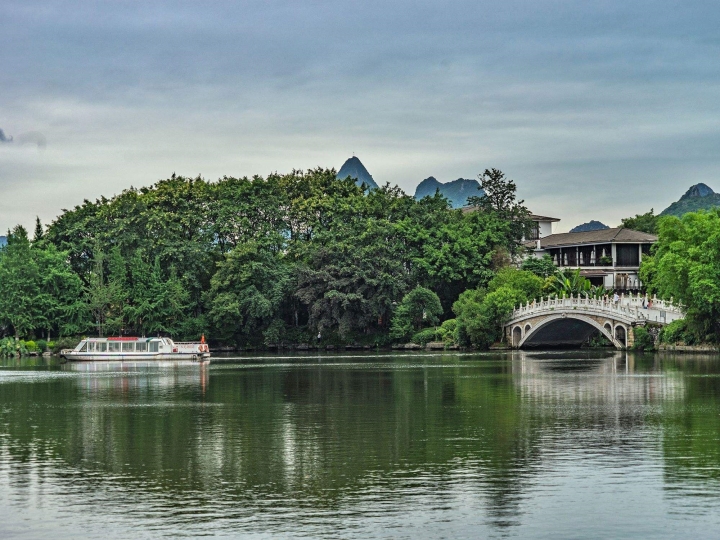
[1,350,720,539]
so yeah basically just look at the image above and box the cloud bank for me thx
[1,0,720,232]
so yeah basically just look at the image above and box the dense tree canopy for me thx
[1,167,531,347]
[640,209,720,342]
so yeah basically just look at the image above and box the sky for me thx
[2,0,720,233]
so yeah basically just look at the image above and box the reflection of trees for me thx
[2,352,720,531]
[0,358,544,523]
[658,355,720,488]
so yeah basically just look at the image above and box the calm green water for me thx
[2,351,720,539]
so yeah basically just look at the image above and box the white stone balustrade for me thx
[510,292,684,325]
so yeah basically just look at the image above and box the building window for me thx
[616,244,640,267]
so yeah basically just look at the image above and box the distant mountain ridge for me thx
[661,183,720,217]
[414,177,483,208]
[337,156,379,190]
[570,220,609,233]
[0,236,6,247]
[335,155,483,208]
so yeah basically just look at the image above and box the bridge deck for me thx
[508,295,683,326]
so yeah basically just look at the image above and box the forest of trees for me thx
[3,166,717,350]
[0,168,535,348]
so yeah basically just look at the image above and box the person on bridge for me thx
[613,292,620,305]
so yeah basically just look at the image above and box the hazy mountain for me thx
[660,183,720,216]
[414,177,483,208]
[570,220,609,233]
[0,236,6,247]
[337,156,379,190]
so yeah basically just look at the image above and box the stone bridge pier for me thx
[504,295,683,350]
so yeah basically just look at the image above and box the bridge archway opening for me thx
[615,325,627,347]
[512,326,522,347]
[518,315,621,349]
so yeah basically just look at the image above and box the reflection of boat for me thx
[61,337,210,363]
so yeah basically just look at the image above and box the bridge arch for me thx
[615,325,627,347]
[517,313,623,349]
[512,326,522,347]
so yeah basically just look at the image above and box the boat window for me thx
[149,341,159,353]
[136,342,147,352]
[78,342,87,352]
[108,342,121,352]
[122,342,134,352]
[99,342,107,352]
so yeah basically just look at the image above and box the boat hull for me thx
[62,352,210,363]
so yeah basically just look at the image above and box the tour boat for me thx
[61,336,211,363]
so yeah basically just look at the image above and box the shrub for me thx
[24,340,37,352]
[411,328,438,345]
[35,339,48,352]
[390,286,443,342]
[632,327,655,351]
[0,337,28,358]
[438,319,457,344]
[51,337,80,353]
[659,320,692,344]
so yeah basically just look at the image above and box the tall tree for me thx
[467,168,532,257]
[0,227,43,338]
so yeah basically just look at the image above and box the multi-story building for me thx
[527,227,656,290]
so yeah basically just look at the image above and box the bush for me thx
[0,337,28,358]
[24,340,37,352]
[411,328,438,345]
[35,339,48,352]
[51,337,80,353]
[632,327,655,351]
[659,320,693,344]
[390,286,443,342]
[438,319,457,344]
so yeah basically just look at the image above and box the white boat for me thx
[61,336,211,363]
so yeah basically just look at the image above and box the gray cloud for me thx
[0,129,12,143]
[16,132,47,149]
[1,1,720,232]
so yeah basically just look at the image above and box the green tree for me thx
[390,286,443,341]
[453,268,542,348]
[621,209,659,234]
[467,168,532,256]
[206,242,292,345]
[521,254,556,278]
[643,210,720,341]
[34,244,88,338]
[0,226,43,338]
[33,217,44,243]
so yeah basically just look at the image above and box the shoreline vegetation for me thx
[1,167,719,356]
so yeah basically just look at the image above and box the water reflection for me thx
[0,352,720,538]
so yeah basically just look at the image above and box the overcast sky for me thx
[2,0,719,233]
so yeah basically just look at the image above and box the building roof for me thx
[461,206,560,222]
[530,214,561,222]
[528,227,657,249]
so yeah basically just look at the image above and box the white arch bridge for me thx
[505,294,684,349]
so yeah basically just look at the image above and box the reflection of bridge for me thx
[510,351,686,403]
[505,294,684,349]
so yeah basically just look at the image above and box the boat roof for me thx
[84,337,164,341]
